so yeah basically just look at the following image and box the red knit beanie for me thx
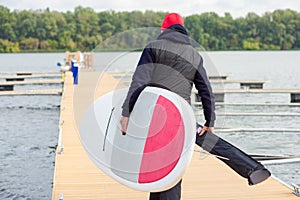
[161,13,184,30]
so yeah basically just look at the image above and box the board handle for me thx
[102,107,115,151]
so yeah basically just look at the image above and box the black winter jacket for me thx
[122,25,216,126]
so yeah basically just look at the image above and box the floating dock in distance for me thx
[193,88,300,103]
[0,71,60,75]
[215,127,300,133]
[207,74,228,80]
[210,80,265,89]
[194,102,300,106]
[194,112,300,117]
[212,88,300,93]
[52,71,300,200]
[0,73,62,80]
[0,79,63,86]
[109,71,266,88]
[122,80,266,89]
[110,71,265,89]
[108,71,228,80]
[0,89,62,96]
[210,80,265,84]
[6,77,25,81]
[0,85,14,91]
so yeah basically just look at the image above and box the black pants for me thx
[149,180,182,200]
[195,124,271,185]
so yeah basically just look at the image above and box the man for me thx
[120,13,216,200]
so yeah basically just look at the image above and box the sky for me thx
[0,0,299,18]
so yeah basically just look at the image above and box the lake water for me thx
[0,51,299,199]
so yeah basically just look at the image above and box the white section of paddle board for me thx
[79,87,195,192]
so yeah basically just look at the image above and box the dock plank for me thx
[212,88,300,93]
[0,89,62,96]
[0,79,63,86]
[0,73,61,79]
[52,71,298,200]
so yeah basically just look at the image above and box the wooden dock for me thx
[109,71,228,80]
[196,102,300,106]
[110,71,268,89]
[191,88,300,94]
[0,79,63,86]
[0,71,60,75]
[215,128,300,133]
[210,80,266,89]
[210,79,265,83]
[51,71,300,199]
[192,88,300,103]
[0,89,62,96]
[0,73,61,80]
[194,112,300,117]
[212,88,300,93]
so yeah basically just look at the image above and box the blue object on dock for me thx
[71,60,79,85]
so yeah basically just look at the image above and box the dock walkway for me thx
[52,71,299,199]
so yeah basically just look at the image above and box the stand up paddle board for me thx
[79,87,196,192]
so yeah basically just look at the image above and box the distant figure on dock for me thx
[120,13,216,200]
[57,59,71,72]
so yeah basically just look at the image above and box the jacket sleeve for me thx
[122,47,154,117]
[193,58,216,127]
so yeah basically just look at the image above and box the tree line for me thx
[0,5,299,53]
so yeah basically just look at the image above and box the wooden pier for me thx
[193,88,300,103]
[0,79,63,86]
[109,71,228,80]
[197,102,300,106]
[0,73,61,80]
[212,88,300,93]
[110,73,266,90]
[0,71,60,75]
[209,80,265,83]
[215,127,300,133]
[194,112,300,117]
[52,71,299,200]
[210,80,265,89]
[0,89,62,96]
[0,71,63,92]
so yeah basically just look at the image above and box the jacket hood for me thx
[157,24,191,45]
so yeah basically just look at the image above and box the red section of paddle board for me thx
[138,95,185,183]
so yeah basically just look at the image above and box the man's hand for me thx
[120,116,129,135]
[199,126,214,136]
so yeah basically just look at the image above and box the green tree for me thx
[242,38,260,50]
[20,37,39,50]
[74,6,99,38]
[13,10,37,40]
[0,6,16,41]
[0,6,299,51]
[0,39,19,52]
